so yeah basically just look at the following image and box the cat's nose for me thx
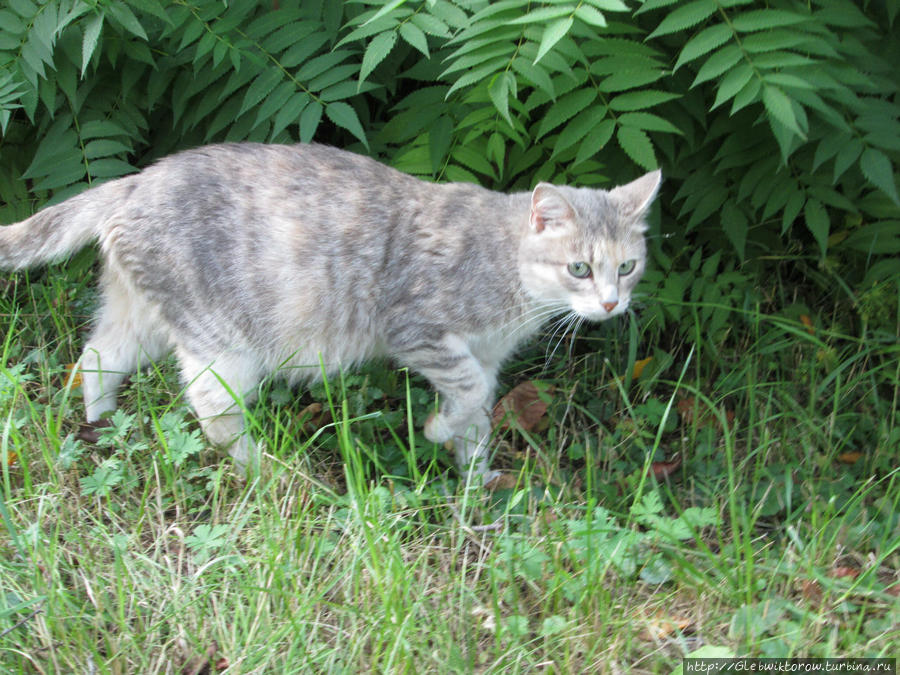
[602,301,618,312]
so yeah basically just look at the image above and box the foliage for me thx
[0,0,897,305]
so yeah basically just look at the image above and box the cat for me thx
[0,143,660,483]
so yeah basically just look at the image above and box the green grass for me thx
[1,262,898,674]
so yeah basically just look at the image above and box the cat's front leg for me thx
[398,335,499,482]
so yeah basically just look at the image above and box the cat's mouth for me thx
[574,299,628,322]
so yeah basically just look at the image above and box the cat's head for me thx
[518,171,661,322]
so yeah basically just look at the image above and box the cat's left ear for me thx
[530,183,576,233]
[610,170,662,221]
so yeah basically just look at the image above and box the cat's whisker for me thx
[543,311,581,368]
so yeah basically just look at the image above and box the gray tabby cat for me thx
[0,143,660,482]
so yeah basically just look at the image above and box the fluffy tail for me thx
[0,178,130,271]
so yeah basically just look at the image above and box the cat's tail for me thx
[0,178,131,271]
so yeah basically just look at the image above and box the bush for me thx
[1,0,897,334]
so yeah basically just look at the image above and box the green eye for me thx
[567,262,592,278]
[618,259,637,276]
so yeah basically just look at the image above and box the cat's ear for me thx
[530,183,576,233]
[610,170,662,221]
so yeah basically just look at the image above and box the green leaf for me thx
[588,0,629,11]
[359,30,397,84]
[731,9,808,32]
[534,16,573,64]
[608,90,680,111]
[762,84,805,138]
[429,115,453,173]
[511,58,554,98]
[803,198,830,258]
[618,112,682,134]
[674,23,732,70]
[574,5,607,27]
[536,88,597,138]
[270,92,310,139]
[721,200,748,259]
[488,71,514,126]
[554,108,604,157]
[364,0,409,27]
[617,125,657,170]
[399,22,429,57]
[510,6,575,25]
[299,100,323,143]
[325,101,369,148]
[860,148,900,205]
[832,138,863,182]
[239,67,283,117]
[410,13,450,38]
[712,64,753,109]
[574,118,615,165]
[107,2,148,40]
[81,12,104,75]
[647,0,717,40]
[692,44,742,86]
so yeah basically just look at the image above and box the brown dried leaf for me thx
[649,456,682,480]
[639,612,693,641]
[492,381,550,432]
[181,641,219,675]
[65,363,83,388]
[485,472,516,490]
[830,566,860,580]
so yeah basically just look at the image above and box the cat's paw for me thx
[424,412,455,444]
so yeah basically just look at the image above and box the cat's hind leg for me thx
[175,348,263,474]
[79,275,168,423]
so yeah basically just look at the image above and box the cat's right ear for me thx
[530,184,575,233]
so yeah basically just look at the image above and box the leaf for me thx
[608,90,680,112]
[239,67,283,118]
[617,125,657,170]
[574,5,607,27]
[762,84,805,138]
[692,44,742,86]
[299,100,322,143]
[107,2,148,40]
[712,64,753,109]
[674,23,732,70]
[81,12,104,75]
[647,0,717,40]
[359,30,397,85]
[640,612,693,641]
[574,119,615,165]
[650,456,682,480]
[803,198,830,259]
[618,112,681,134]
[399,22,429,57]
[325,101,369,148]
[492,380,552,433]
[721,200,748,259]
[429,115,453,173]
[511,58,554,98]
[537,88,597,138]
[488,71,513,125]
[859,148,900,205]
[509,6,575,25]
[534,16,573,65]
[731,9,808,32]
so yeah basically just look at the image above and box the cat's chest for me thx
[466,322,536,370]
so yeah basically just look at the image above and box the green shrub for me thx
[1,0,897,333]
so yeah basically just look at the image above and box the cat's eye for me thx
[618,259,637,276]
[567,261,592,278]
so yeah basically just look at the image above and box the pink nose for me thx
[602,301,618,312]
